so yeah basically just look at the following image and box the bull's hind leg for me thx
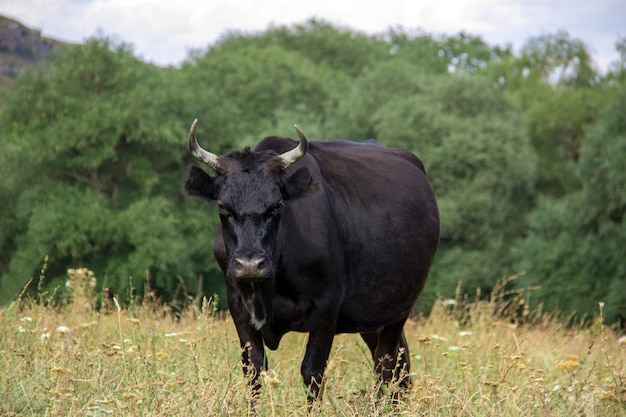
[360,319,412,396]
[395,330,411,389]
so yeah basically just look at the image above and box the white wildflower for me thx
[56,326,71,334]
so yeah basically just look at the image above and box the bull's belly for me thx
[335,307,411,334]
[269,265,428,336]
[334,283,424,333]
[267,293,413,336]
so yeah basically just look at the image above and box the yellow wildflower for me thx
[556,360,579,370]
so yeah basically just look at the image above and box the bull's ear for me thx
[184,165,218,200]
[281,167,312,200]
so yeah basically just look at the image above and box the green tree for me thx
[384,28,512,75]
[482,32,605,197]
[245,18,389,77]
[525,85,605,195]
[180,39,342,151]
[520,83,626,325]
[605,36,626,84]
[518,30,597,87]
[0,36,221,305]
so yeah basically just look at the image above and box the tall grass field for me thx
[1,270,624,416]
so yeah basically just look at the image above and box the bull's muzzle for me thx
[232,255,270,281]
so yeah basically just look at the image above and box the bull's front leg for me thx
[300,307,338,403]
[239,331,266,401]
[227,288,267,405]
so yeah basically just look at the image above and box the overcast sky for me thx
[2,0,624,72]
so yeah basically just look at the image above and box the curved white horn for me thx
[280,124,309,168]
[188,119,220,171]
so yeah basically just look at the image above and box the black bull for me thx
[184,120,440,402]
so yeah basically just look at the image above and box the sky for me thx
[2,0,624,72]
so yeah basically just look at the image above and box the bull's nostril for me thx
[255,258,267,271]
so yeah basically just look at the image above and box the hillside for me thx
[0,14,68,89]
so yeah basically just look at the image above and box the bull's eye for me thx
[269,202,284,218]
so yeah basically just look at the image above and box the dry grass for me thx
[1,271,624,416]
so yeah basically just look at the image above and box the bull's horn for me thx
[188,119,220,171]
[280,124,309,168]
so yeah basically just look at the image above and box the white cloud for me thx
[1,0,622,69]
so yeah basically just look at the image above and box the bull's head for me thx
[184,119,310,282]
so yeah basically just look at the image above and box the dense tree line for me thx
[0,21,624,325]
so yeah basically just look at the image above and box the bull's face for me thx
[215,167,283,281]
[184,120,309,282]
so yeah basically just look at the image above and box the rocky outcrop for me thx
[0,14,67,80]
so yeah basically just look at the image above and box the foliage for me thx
[0,37,222,306]
[0,22,624,325]
[179,27,348,154]
[525,85,604,195]
[383,27,512,75]
[518,30,597,86]
[520,84,626,325]
[221,19,390,77]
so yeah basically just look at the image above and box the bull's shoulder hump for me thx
[254,136,299,154]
